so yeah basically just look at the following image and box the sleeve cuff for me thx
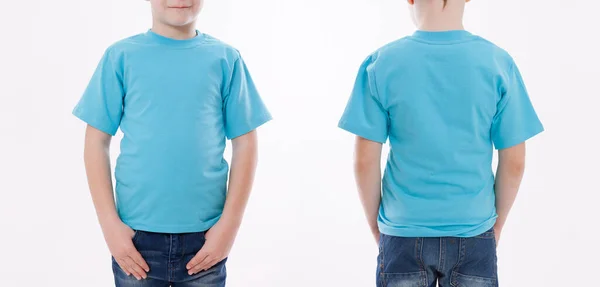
[338,120,387,144]
[226,113,272,140]
[494,125,544,150]
[72,108,118,136]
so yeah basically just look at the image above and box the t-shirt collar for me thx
[412,30,474,43]
[146,29,204,47]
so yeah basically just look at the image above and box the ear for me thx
[407,0,415,5]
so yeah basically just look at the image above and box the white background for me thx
[1,0,599,286]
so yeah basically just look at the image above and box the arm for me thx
[220,130,259,228]
[354,136,384,244]
[493,142,527,245]
[187,130,258,274]
[84,125,149,279]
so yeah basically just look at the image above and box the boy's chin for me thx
[163,16,198,27]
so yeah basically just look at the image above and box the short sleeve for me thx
[72,48,124,136]
[491,62,544,149]
[223,55,272,139]
[338,55,389,143]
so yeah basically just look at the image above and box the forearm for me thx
[84,127,120,228]
[494,168,523,229]
[354,137,383,236]
[494,145,526,229]
[220,131,258,228]
[355,163,382,234]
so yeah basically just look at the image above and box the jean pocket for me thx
[452,236,498,286]
[381,271,427,287]
[451,272,498,287]
[131,230,141,244]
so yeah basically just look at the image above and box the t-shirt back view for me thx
[73,30,271,233]
[338,30,544,237]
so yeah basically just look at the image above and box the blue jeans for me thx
[113,230,226,287]
[377,228,498,287]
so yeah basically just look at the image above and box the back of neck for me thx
[414,1,465,32]
[418,20,464,31]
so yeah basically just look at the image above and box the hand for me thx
[493,225,502,247]
[186,220,237,275]
[103,220,149,280]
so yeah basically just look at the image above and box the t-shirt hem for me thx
[122,218,220,234]
[378,218,496,238]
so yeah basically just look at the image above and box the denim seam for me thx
[450,238,466,287]
[381,236,386,287]
[439,238,446,272]
[416,238,427,287]
[179,234,186,262]
[168,234,173,282]
[453,272,498,284]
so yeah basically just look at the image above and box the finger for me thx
[124,257,146,280]
[190,256,215,275]
[201,258,221,271]
[118,258,140,279]
[116,258,132,276]
[186,251,209,270]
[130,250,150,272]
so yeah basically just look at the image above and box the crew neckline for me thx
[411,30,475,44]
[145,29,205,47]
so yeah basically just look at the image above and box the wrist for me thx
[217,215,242,231]
[370,224,379,235]
[98,213,122,228]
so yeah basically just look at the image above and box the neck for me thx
[415,1,465,31]
[151,21,197,40]
[418,19,464,31]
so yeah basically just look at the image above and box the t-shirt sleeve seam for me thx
[226,112,272,140]
[338,119,387,144]
[222,53,241,100]
[366,55,382,102]
[494,124,544,150]
[496,60,517,115]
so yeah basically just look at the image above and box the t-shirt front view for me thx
[338,30,544,237]
[73,30,272,233]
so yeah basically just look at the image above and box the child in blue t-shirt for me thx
[338,0,543,286]
[73,0,271,285]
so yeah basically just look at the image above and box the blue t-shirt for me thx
[73,30,272,233]
[338,30,544,237]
